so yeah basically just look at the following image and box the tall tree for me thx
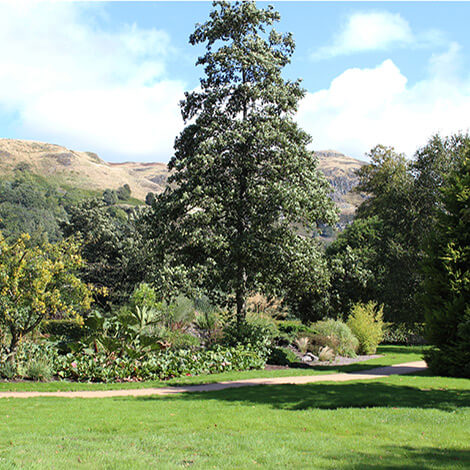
[327,135,470,323]
[148,1,336,323]
[422,153,470,377]
[61,199,149,306]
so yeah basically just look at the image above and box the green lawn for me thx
[0,345,425,392]
[0,372,468,469]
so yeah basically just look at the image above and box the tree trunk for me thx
[7,332,20,364]
[235,266,248,326]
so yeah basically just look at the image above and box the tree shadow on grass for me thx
[321,445,470,469]
[139,381,470,412]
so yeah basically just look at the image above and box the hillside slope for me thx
[0,139,366,216]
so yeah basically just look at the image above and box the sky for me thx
[0,1,469,163]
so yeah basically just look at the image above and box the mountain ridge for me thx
[0,138,366,217]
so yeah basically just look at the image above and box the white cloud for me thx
[297,51,470,159]
[312,11,413,59]
[0,2,185,161]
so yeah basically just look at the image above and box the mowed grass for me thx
[0,345,425,392]
[0,373,468,469]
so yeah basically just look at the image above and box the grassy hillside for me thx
[0,139,366,217]
[0,139,167,200]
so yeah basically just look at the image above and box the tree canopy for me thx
[148,0,336,322]
[422,153,470,377]
[327,134,470,323]
[0,232,94,360]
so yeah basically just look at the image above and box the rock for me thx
[301,353,318,363]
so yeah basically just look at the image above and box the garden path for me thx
[0,361,426,399]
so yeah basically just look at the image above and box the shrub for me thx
[294,337,310,354]
[40,319,85,341]
[130,283,158,311]
[165,330,200,350]
[24,358,53,381]
[306,333,340,355]
[275,320,311,346]
[382,322,426,345]
[223,313,278,356]
[0,361,17,379]
[311,319,358,357]
[268,346,298,366]
[318,346,335,362]
[276,320,310,336]
[347,301,384,354]
[56,344,266,382]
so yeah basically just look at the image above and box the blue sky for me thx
[1,1,469,162]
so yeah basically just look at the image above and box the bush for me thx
[311,319,358,357]
[40,319,85,341]
[130,283,158,311]
[0,341,59,380]
[294,337,310,354]
[0,361,17,379]
[318,346,335,362]
[274,320,310,346]
[56,344,266,382]
[306,333,340,355]
[277,320,310,336]
[165,330,200,350]
[347,301,384,354]
[382,322,426,345]
[223,313,278,356]
[23,358,53,381]
[268,346,298,366]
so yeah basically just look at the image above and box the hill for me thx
[0,139,366,218]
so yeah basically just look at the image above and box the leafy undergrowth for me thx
[0,345,425,392]
[0,374,468,469]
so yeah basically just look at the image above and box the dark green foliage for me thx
[145,192,156,206]
[223,314,278,357]
[116,184,131,201]
[268,346,298,365]
[0,171,96,243]
[102,188,118,206]
[327,216,381,317]
[147,1,337,321]
[61,199,150,306]
[281,237,331,322]
[382,323,426,345]
[422,154,470,377]
[276,320,310,336]
[40,319,85,341]
[328,135,470,324]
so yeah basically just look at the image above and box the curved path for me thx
[0,361,426,399]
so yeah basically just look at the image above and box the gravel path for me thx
[0,361,426,399]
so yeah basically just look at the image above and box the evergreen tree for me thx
[422,154,470,377]
[148,1,336,322]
